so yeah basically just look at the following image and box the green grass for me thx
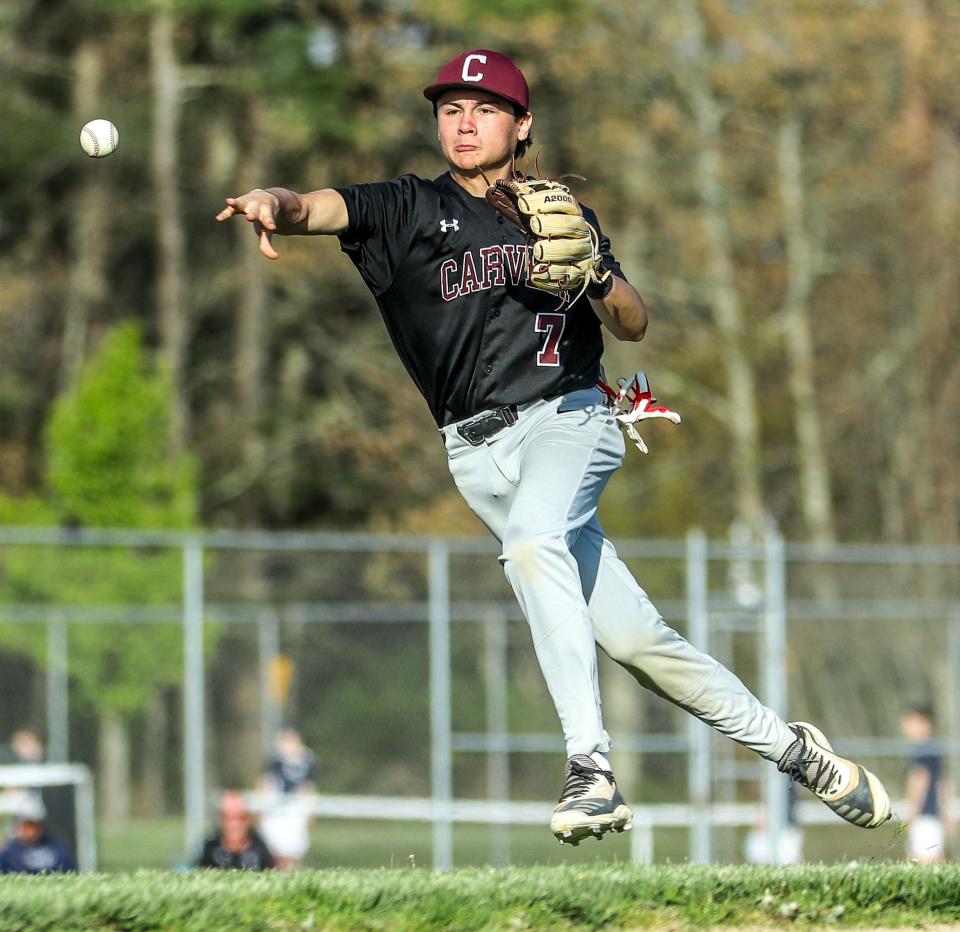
[96,816,909,872]
[96,817,648,871]
[2,863,960,930]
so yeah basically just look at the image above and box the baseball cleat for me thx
[550,754,633,845]
[778,721,891,829]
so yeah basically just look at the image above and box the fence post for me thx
[46,616,69,763]
[948,606,960,824]
[183,537,206,862]
[428,539,453,870]
[762,526,788,862]
[75,767,97,873]
[630,816,654,865]
[484,608,510,866]
[258,610,281,759]
[686,529,712,863]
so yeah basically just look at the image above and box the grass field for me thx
[96,817,638,871]
[95,816,910,872]
[2,862,960,930]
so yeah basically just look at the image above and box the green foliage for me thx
[46,322,195,529]
[2,863,960,930]
[0,0,958,542]
[418,0,588,31]
[0,323,199,714]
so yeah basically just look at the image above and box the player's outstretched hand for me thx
[216,189,281,259]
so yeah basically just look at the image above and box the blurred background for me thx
[1,0,959,871]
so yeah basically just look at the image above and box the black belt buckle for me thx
[456,405,518,446]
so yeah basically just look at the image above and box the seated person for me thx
[0,798,75,874]
[195,790,274,870]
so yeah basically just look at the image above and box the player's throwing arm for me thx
[216,188,349,258]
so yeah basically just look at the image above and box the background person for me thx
[901,703,953,863]
[194,790,275,870]
[0,728,77,861]
[258,725,318,870]
[0,728,44,766]
[0,728,45,829]
[0,797,75,874]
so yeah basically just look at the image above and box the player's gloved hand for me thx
[484,176,611,304]
[597,371,681,454]
[216,188,282,259]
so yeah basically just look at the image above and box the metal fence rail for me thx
[243,792,918,866]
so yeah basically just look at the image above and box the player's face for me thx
[436,91,531,176]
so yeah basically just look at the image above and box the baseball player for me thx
[217,49,891,846]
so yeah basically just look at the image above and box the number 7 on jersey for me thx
[535,312,566,367]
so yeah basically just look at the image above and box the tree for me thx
[0,322,198,822]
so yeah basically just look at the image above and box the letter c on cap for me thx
[461,53,487,83]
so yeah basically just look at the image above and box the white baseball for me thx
[79,119,119,158]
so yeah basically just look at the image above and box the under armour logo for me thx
[440,219,460,233]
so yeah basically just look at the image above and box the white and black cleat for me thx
[550,755,634,845]
[778,721,892,829]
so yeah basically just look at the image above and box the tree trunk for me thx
[63,39,108,391]
[930,129,960,547]
[679,0,766,537]
[98,711,131,827]
[776,107,836,548]
[271,344,310,520]
[234,98,269,517]
[926,127,960,547]
[137,689,168,816]
[900,0,932,165]
[884,0,949,560]
[211,557,269,789]
[151,3,188,451]
[214,633,264,789]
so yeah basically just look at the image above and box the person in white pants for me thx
[218,46,892,846]
[443,387,891,843]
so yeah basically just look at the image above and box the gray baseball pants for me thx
[442,387,794,763]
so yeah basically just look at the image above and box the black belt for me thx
[456,405,518,446]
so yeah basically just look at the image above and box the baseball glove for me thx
[485,175,612,302]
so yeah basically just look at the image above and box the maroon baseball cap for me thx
[423,49,529,112]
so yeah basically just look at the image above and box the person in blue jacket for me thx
[0,798,75,874]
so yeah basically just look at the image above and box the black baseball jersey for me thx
[195,829,275,870]
[336,172,627,427]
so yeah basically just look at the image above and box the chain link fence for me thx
[1,527,958,868]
